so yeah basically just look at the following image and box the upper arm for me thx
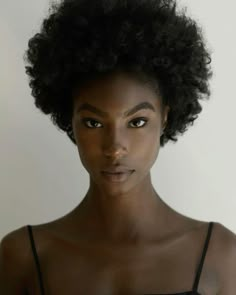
[214,223,236,295]
[0,227,29,294]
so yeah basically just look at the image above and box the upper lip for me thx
[102,166,133,174]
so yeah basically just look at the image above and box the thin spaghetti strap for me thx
[27,225,46,295]
[192,221,214,292]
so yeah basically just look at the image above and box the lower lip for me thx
[101,171,134,183]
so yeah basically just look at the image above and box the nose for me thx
[102,128,128,160]
[103,144,128,160]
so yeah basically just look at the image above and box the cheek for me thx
[75,131,101,168]
[135,123,160,147]
[132,126,160,168]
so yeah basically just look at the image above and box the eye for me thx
[82,118,102,128]
[81,117,149,129]
[129,117,148,128]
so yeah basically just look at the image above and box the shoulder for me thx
[178,217,236,264]
[0,225,31,268]
[0,226,31,292]
[192,220,236,259]
[210,222,236,294]
[213,221,236,241]
[211,221,236,255]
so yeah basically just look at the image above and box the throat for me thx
[78,188,169,244]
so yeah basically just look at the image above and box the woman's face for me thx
[72,72,169,194]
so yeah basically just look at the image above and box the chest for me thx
[27,240,206,295]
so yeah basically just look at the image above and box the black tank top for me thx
[27,221,214,295]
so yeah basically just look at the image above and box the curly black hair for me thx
[24,0,212,147]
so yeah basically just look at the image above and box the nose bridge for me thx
[102,124,128,158]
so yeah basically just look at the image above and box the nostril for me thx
[103,145,128,158]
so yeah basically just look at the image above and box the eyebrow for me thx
[76,102,156,118]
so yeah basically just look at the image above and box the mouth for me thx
[101,170,134,182]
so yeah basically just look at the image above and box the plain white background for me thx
[0,0,235,239]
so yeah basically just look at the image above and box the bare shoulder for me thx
[213,221,236,241]
[210,222,236,294]
[182,218,236,293]
[189,219,236,256]
[0,226,31,293]
[0,225,31,267]
[211,221,236,256]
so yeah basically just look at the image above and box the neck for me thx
[78,174,168,244]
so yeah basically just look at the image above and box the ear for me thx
[162,105,170,128]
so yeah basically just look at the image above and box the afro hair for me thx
[24,0,212,147]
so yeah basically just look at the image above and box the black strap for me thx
[26,222,213,295]
[27,225,45,295]
[192,221,214,291]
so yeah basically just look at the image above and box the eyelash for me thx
[81,117,149,129]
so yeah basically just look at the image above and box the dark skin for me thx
[0,72,236,295]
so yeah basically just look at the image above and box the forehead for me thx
[73,72,163,113]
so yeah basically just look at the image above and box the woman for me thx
[0,0,235,294]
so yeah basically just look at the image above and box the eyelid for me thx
[81,118,102,128]
[81,117,149,128]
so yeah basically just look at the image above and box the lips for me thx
[101,168,134,182]
[101,166,134,174]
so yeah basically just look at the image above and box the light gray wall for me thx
[1,0,235,239]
